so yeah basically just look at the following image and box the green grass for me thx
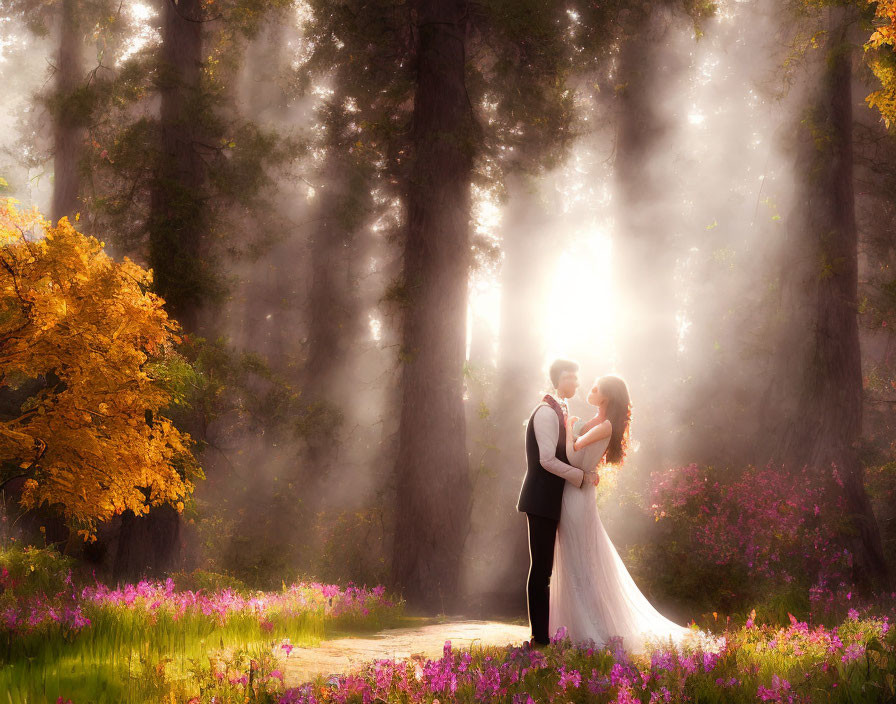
[1,601,409,704]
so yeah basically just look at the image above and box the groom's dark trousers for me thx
[525,513,559,644]
[516,396,572,645]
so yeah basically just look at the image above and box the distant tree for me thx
[0,0,121,222]
[81,0,301,324]
[854,29,896,472]
[73,0,301,581]
[50,0,85,222]
[610,5,693,476]
[387,0,478,611]
[768,2,889,588]
[146,0,208,334]
[295,5,385,483]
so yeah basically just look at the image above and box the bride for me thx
[548,374,698,654]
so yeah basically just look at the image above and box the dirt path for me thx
[273,620,530,686]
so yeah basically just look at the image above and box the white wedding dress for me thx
[549,418,696,655]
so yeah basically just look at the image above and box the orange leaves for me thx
[0,199,201,542]
[866,1,896,128]
[868,0,896,49]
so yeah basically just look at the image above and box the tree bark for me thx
[51,0,84,224]
[390,0,476,612]
[147,0,206,334]
[776,6,888,588]
[112,503,182,584]
[281,105,373,569]
[113,0,205,583]
[302,109,369,460]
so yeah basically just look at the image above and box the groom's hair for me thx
[549,358,579,388]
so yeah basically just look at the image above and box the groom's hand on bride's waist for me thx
[584,470,600,486]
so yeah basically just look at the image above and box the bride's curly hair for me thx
[597,375,632,465]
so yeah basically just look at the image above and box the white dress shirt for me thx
[532,398,585,488]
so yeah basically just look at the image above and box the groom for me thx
[516,358,587,648]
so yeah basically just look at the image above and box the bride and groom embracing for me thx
[517,358,698,654]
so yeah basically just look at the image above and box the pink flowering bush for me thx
[0,544,90,637]
[0,543,77,598]
[640,461,856,618]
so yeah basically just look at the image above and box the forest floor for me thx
[219,618,531,686]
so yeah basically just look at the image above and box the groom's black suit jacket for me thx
[516,395,569,521]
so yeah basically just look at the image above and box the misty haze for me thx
[1,0,895,702]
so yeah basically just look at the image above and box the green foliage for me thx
[41,82,101,130]
[293,400,344,444]
[684,1,721,37]
[78,1,307,320]
[4,0,121,42]
[470,0,579,177]
[311,508,390,587]
[0,543,75,598]
[219,530,293,591]
[169,568,250,594]
[382,279,411,308]
[625,511,745,616]
[753,585,813,625]
[169,335,300,439]
[864,462,896,567]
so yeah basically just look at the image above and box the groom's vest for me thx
[516,396,568,521]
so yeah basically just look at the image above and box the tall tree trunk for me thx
[611,7,683,475]
[147,0,206,334]
[234,15,296,370]
[114,0,205,583]
[776,6,887,588]
[220,14,311,574]
[302,108,369,461]
[111,503,181,583]
[390,0,476,612]
[51,0,84,224]
[286,105,372,567]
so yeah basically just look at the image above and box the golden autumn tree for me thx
[865,0,896,127]
[0,198,202,542]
